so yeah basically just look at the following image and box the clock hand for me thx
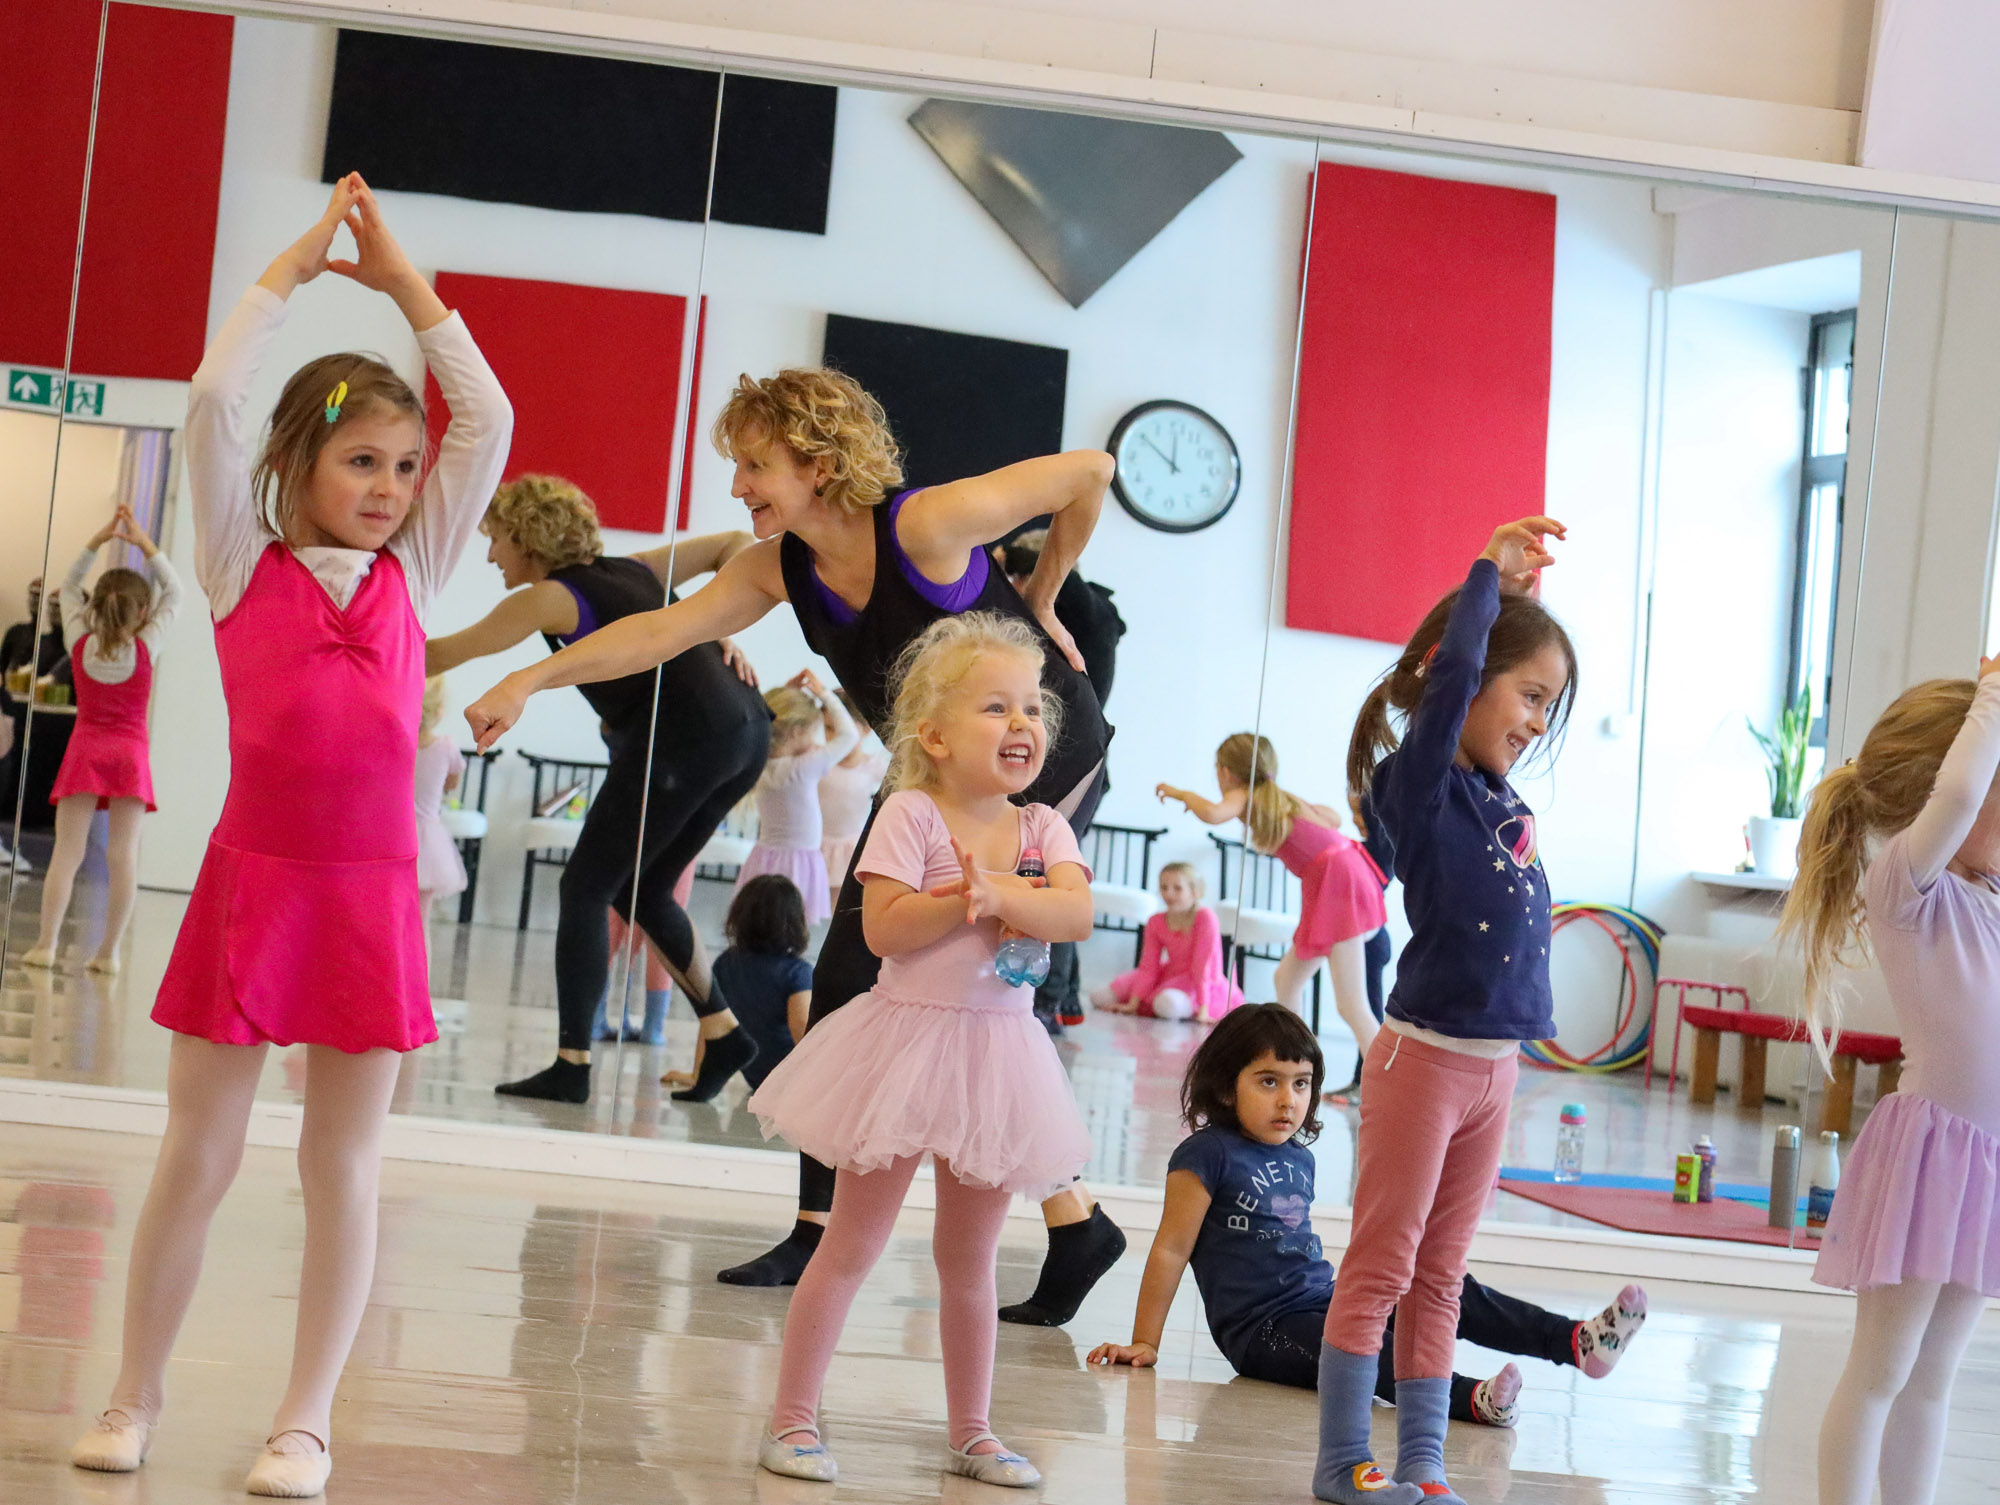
[1140,435,1180,474]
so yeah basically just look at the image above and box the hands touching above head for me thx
[1480,516,1566,593]
[259,173,448,330]
[88,507,156,558]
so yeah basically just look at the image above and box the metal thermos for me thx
[1769,1125,1802,1230]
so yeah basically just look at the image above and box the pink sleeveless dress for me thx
[49,635,156,811]
[1275,816,1387,959]
[152,545,433,1053]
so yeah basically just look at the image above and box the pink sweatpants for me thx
[1323,1029,1517,1378]
[770,1155,1014,1448]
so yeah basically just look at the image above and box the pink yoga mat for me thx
[1498,1177,1817,1249]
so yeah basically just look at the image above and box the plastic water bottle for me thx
[993,847,1051,988]
[1806,1130,1841,1234]
[1693,1134,1717,1203]
[1554,1103,1587,1183]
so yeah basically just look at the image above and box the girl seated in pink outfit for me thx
[736,667,858,925]
[1157,734,1386,1071]
[1089,861,1243,1022]
[748,611,1095,1490]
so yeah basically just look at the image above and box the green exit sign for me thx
[65,379,105,416]
[3,368,108,416]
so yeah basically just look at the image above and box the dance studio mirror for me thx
[12,0,1988,1277]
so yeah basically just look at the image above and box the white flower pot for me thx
[1747,815,1804,881]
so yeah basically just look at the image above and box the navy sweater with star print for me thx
[1371,558,1555,1041]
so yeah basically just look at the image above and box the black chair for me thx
[446,747,502,924]
[1081,823,1167,963]
[516,752,612,930]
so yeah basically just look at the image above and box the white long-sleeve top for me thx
[59,546,183,685]
[184,285,513,622]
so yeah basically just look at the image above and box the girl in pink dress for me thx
[23,505,181,975]
[1157,733,1386,1068]
[1782,661,2000,1505]
[413,676,467,918]
[749,612,1094,1489]
[1091,861,1244,1022]
[69,177,511,1498]
[736,667,858,924]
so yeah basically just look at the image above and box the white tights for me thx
[1818,1278,1988,1505]
[105,1032,403,1443]
[36,794,144,962]
[1274,937,1375,1058]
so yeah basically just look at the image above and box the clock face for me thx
[1108,401,1240,533]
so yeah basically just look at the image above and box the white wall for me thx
[0,413,63,626]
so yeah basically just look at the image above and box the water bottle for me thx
[1554,1103,1587,1183]
[1806,1130,1841,1234]
[1693,1134,1717,1203]
[993,847,1051,988]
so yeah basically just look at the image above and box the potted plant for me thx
[1747,688,1812,880]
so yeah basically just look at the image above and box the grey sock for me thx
[1394,1377,1465,1503]
[1314,1345,1424,1504]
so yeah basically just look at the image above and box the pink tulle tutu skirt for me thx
[736,843,832,924]
[415,814,467,899]
[1814,1092,2000,1296]
[747,987,1092,1202]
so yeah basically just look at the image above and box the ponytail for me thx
[85,568,153,660]
[1216,732,1300,853]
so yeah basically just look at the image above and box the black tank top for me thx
[779,492,1111,806]
[544,555,766,745]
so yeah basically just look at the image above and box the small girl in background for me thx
[413,676,466,921]
[1315,517,1576,1505]
[748,612,1094,1488]
[817,685,889,908]
[671,873,813,1093]
[736,667,858,925]
[24,504,181,974]
[1090,861,1242,1022]
[1158,734,1385,1067]
[1781,661,2000,1505]
[1088,1006,1644,1427]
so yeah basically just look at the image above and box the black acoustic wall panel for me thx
[322,31,835,232]
[822,314,1067,488]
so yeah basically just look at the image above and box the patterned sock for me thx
[1468,1363,1521,1427]
[1314,1346,1424,1503]
[1574,1284,1648,1379]
[1394,1377,1466,1503]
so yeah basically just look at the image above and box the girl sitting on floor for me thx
[1089,861,1243,1022]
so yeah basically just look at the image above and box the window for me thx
[1788,309,1855,745]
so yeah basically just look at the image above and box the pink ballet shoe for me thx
[71,1409,154,1471]
[244,1429,331,1497]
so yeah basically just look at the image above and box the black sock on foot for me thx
[670,1027,759,1103]
[998,1205,1127,1326]
[717,1218,824,1286]
[495,1058,591,1103]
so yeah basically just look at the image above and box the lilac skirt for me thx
[1814,1092,2000,1296]
[735,843,832,925]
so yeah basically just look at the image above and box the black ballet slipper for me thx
[717,1219,824,1286]
[494,1058,591,1104]
[669,1027,759,1103]
[998,1205,1128,1326]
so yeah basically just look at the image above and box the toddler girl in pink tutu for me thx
[748,611,1095,1490]
[1782,657,2000,1505]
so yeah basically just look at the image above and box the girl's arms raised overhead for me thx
[1086,1169,1211,1367]
[464,542,787,749]
[1905,661,2000,890]
[795,668,859,771]
[1157,782,1246,826]
[424,582,578,677]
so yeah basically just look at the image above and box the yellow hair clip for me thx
[324,379,348,424]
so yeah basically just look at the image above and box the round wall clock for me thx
[1107,400,1241,534]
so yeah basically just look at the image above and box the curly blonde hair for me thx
[711,368,904,514]
[483,474,603,573]
[762,685,824,773]
[883,613,1058,793]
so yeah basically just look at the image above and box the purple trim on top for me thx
[812,567,858,627]
[806,488,989,627]
[554,579,600,645]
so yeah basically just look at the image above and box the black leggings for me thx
[795,765,1107,1212]
[1363,925,1392,1023]
[1235,1274,1579,1417]
[554,717,769,1052]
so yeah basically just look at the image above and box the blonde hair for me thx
[1778,678,1975,1066]
[711,368,903,514]
[85,568,155,660]
[484,475,603,573]
[420,675,448,744]
[1158,859,1204,901]
[1217,732,1301,854]
[763,684,824,772]
[251,352,427,539]
[884,613,1058,793]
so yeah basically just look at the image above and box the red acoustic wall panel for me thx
[428,273,691,533]
[1287,163,1555,644]
[0,1,231,378]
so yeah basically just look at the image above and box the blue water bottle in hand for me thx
[993,847,1051,988]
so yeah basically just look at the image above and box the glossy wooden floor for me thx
[1,1123,1994,1503]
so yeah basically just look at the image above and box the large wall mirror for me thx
[11,0,1996,1281]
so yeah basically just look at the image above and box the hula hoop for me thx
[1519,901,1664,1073]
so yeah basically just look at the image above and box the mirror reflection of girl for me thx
[70,176,512,1496]
[424,474,770,1106]
[412,676,466,926]
[817,685,889,913]
[1089,861,1243,1022]
[1157,734,1386,1075]
[748,612,1095,1488]
[736,667,858,925]
[24,505,181,974]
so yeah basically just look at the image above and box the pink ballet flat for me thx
[71,1409,154,1472]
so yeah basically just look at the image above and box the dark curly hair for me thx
[725,874,809,957]
[1180,1004,1325,1144]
